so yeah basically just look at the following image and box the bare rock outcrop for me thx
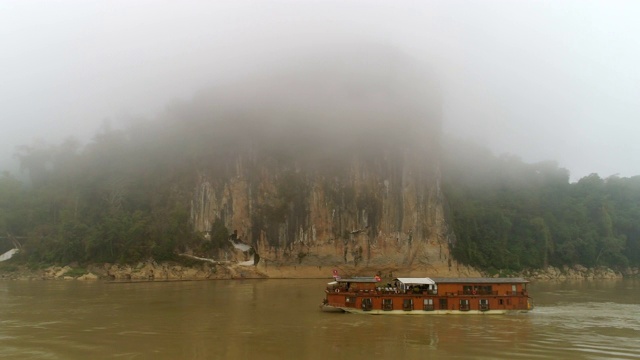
[184,46,453,276]
[524,265,623,280]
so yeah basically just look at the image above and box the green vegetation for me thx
[64,267,88,278]
[443,137,640,271]
[0,263,19,273]
[0,121,203,265]
[1,111,638,273]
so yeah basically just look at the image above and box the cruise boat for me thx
[320,275,533,314]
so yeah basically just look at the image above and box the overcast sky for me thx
[1,0,639,182]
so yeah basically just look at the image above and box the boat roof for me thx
[430,277,529,284]
[394,277,435,285]
[336,277,379,283]
[334,276,529,284]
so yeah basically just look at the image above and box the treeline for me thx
[2,122,639,271]
[0,120,204,265]
[442,138,640,272]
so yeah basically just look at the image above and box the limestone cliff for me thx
[192,145,454,267]
[182,45,477,277]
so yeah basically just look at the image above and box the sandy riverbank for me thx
[1,260,636,281]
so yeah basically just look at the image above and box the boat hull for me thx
[322,276,533,315]
[339,308,528,315]
[320,304,345,313]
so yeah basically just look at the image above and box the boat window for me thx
[459,299,470,311]
[464,286,492,295]
[439,298,448,310]
[402,298,413,311]
[382,298,393,311]
[423,298,434,311]
[361,298,373,311]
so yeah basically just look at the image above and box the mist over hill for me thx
[442,136,640,272]
[3,46,453,276]
[1,43,639,277]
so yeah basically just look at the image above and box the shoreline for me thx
[0,261,637,281]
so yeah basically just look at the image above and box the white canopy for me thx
[0,248,19,262]
[394,277,435,285]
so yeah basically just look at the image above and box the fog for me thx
[163,44,440,157]
[1,1,639,181]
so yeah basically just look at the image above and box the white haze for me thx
[1,0,639,182]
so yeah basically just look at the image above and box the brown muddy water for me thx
[0,278,638,359]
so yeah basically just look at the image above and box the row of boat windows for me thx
[339,284,518,295]
[463,285,492,294]
[347,297,512,311]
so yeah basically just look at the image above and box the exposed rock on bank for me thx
[521,265,631,280]
[1,261,636,281]
[86,261,267,281]
[1,258,478,281]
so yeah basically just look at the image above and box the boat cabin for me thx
[323,276,532,314]
[330,277,378,293]
[394,277,437,294]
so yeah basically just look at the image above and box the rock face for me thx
[193,154,448,273]
[185,46,467,277]
[91,261,263,281]
[190,146,463,276]
[524,265,625,280]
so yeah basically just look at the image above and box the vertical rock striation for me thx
[185,45,469,276]
[191,147,449,271]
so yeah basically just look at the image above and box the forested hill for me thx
[2,130,639,273]
[442,137,640,272]
[1,47,450,271]
[1,44,638,274]
[3,130,639,272]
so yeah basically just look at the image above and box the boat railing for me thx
[377,287,400,294]
[507,291,528,296]
[458,290,498,296]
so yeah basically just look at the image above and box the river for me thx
[0,278,638,359]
